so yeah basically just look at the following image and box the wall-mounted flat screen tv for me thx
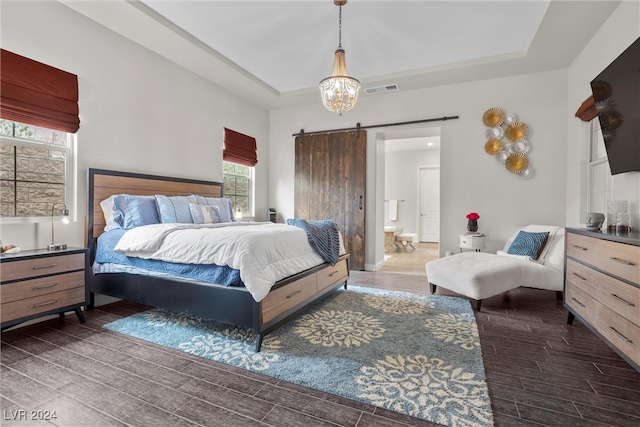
[590,36,640,175]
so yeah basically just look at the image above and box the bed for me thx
[87,168,349,351]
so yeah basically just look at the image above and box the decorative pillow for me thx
[154,194,199,223]
[193,196,235,223]
[189,204,221,224]
[506,231,550,260]
[112,194,160,229]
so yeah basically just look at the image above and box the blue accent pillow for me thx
[506,231,549,260]
[193,196,235,223]
[113,195,159,229]
[154,195,199,223]
[189,204,221,224]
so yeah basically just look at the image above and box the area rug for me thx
[103,286,494,426]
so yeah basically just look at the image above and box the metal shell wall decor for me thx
[482,107,534,179]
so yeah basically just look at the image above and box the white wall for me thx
[566,0,640,228]
[270,69,569,269]
[0,1,270,250]
[384,148,440,235]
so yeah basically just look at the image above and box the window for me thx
[223,161,252,217]
[0,119,76,223]
[586,119,612,218]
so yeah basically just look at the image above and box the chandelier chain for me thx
[338,5,342,49]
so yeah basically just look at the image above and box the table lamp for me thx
[48,202,69,251]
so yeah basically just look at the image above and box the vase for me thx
[467,219,478,232]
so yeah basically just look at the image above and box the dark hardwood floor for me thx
[2,270,639,426]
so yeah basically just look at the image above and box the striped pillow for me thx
[506,231,549,260]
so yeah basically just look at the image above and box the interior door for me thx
[419,166,440,242]
[294,130,366,270]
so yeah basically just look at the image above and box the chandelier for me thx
[319,0,360,115]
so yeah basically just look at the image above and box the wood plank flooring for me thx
[2,259,639,426]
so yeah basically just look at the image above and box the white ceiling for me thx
[61,0,620,111]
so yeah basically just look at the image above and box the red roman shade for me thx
[0,49,80,133]
[575,95,597,122]
[223,128,258,167]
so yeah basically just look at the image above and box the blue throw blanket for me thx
[286,218,340,265]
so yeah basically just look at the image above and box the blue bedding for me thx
[94,229,243,287]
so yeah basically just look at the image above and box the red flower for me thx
[466,212,480,220]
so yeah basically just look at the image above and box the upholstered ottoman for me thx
[426,253,563,311]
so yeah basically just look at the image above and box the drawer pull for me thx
[572,245,588,251]
[32,283,58,291]
[572,272,587,281]
[610,293,635,307]
[610,257,636,266]
[570,297,585,308]
[609,326,633,344]
[32,264,58,270]
[286,290,302,299]
[32,300,58,308]
[328,270,340,277]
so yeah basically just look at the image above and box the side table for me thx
[1,247,89,331]
[459,234,486,252]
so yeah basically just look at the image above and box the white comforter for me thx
[113,222,325,302]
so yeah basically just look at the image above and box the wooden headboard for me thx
[88,168,223,242]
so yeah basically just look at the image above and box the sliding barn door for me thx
[294,130,366,270]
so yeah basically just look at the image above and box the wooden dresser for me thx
[565,228,640,371]
[1,247,89,331]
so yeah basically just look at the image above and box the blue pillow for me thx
[189,204,221,224]
[193,196,235,223]
[113,195,159,229]
[154,195,199,223]
[506,231,549,260]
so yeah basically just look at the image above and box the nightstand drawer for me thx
[1,271,85,304]
[1,253,85,282]
[0,287,85,322]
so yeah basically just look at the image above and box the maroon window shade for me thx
[0,49,80,133]
[223,128,258,167]
[575,95,597,122]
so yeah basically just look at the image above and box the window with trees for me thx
[223,161,252,218]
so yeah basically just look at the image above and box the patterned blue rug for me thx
[103,286,494,426]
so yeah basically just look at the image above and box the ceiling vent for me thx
[364,84,399,95]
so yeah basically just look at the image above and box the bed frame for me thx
[87,168,349,351]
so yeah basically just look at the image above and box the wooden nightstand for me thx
[1,247,89,331]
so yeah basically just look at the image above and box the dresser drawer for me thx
[566,281,599,325]
[0,287,85,323]
[316,259,348,292]
[566,233,640,284]
[599,276,640,326]
[565,258,600,296]
[597,303,640,367]
[1,271,85,304]
[1,253,85,282]
[261,274,316,323]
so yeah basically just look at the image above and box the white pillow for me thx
[100,195,120,231]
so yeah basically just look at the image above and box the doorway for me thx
[382,127,440,275]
